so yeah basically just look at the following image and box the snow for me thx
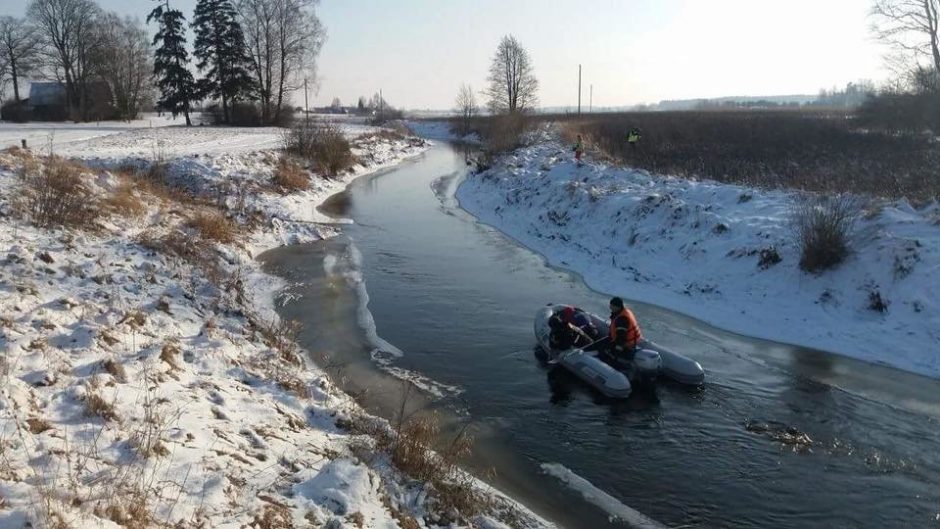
[541,463,667,529]
[0,126,549,528]
[0,113,381,158]
[455,130,940,378]
[0,113,190,153]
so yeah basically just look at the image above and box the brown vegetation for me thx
[344,388,484,520]
[793,195,861,273]
[272,156,310,192]
[188,211,238,244]
[283,121,356,176]
[558,110,940,201]
[102,182,146,218]
[16,157,101,229]
[84,391,119,422]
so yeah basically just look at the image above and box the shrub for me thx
[0,100,30,122]
[793,195,860,273]
[283,121,355,177]
[16,158,100,229]
[188,211,237,244]
[272,156,310,192]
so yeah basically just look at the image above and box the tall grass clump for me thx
[793,194,861,273]
[283,120,355,177]
[16,158,100,229]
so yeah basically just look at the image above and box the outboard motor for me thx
[633,349,662,382]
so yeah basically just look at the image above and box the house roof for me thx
[29,82,67,106]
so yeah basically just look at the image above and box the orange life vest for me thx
[609,308,642,349]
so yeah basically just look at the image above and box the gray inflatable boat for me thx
[534,304,705,399]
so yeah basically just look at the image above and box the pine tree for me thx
[148,1,196,126]
[192,0,252,124]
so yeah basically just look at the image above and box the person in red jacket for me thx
[606,297,642,361]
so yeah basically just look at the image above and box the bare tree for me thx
[236,0,326,124]
[454,83,477,135]
[28,0,103,120]
[484,35,538,114]
[872,0,940,75]
[0,17,41,103]
[93,14,152,120]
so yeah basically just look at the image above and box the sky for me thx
[1,0,887,110]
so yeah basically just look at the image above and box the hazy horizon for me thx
[0,0,888,110]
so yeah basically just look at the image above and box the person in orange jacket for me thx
[605,296,642,361]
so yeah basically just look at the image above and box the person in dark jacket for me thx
[561,306,598,340]
[605,296,643,361]
[548,309,593,350]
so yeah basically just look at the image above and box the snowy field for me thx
[0,114,382,158]
[0,126,546,528]
[454,128,940,378]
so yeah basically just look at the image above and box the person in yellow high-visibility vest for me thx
[627,127,641,149]
[573,134,585,163]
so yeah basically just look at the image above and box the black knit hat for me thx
[609,297,624,309]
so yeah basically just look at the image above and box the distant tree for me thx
[28,0,103,120]
[235,0,325,124]
[368,92,386,111]
[94,14,151,120]
[357,95,366,110]
[454,83,477,134]
[871,0,940,76]
[192,0,253,124]
[0,16,40,103]
[484,35,538,114]
[330,96,341,108]
[148,0,197,125]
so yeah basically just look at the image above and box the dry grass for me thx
[101,359,128,383]
[84,391,119,422]
[344,387,485,520]
[250,503,293,529]
[95,493,153,527]
[557,110,940,201]
[102,182,146,218]
[15,157,100,229]
[188,212,238,244]
[159,342,180,369]
[137,229,205,265]
[272,156,310,192]
[793,195,861,273]
[26,417,53,435]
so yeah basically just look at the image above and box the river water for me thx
[259,144,940,528]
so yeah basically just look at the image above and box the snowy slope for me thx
[455,133,940,378]
[0,129,548,528]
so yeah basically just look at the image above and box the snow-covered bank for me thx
[455,134,940,378]
[0,128,547,528]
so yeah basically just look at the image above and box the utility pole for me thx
[303,77,309,124]
[577,64,582,116]
[590,84,593,113]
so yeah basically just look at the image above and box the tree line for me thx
[0,0,325,125]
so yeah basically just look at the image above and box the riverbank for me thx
[0,126,545,528]
[450,126,939,378]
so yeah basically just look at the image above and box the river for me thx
[259,143,940,529]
